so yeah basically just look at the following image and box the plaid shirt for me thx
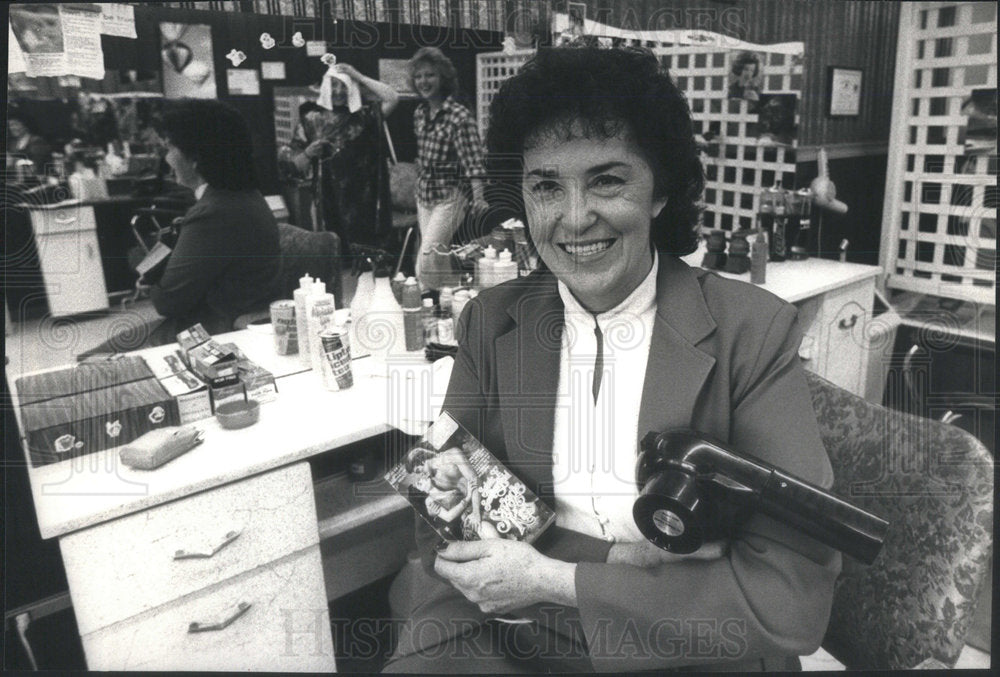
[414,96,486,205]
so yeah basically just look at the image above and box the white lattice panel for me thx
[655,45,803,234]
[474,44,802,235]
[880,1,997,304]
[476,50,535,140]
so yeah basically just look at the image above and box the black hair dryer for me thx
[633,429,889,565]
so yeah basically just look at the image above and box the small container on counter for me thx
[402,276,424,351]
[493,249,518,284]
[436,307,456,345]
[422,298,437,344]
[318,328,353,391]
[269,300,298,355]
[750,231,768,285]
[391,271,407,304]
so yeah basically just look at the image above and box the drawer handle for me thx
[838,314,859,330]
[174,529,241,560]
[188,601,251,633]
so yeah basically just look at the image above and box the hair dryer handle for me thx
[760,470,888,565]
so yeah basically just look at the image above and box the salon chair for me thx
[388,162,419,274]
[806,371,993,669]
[384,362,992,670]
[232,223,343,330]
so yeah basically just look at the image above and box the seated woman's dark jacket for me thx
[150,187,281,335]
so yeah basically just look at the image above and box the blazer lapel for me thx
[637,256,718,440]
[496,273,563,497]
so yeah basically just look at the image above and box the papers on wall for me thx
[305,40,326,56]
[227,68,260,96]
[9,3,105,80]
[100,3,136,38]
[261,61,286,80]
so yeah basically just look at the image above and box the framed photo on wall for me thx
[827,66,862,117]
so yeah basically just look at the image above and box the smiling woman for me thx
[385,46,841,674]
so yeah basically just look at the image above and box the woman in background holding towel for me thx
[408,47,488,289]
[295,61,399,254]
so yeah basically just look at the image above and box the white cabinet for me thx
[797,277,877,397]
[29,204,109,316]
[58,462,336,671]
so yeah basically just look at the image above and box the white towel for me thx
[317,68,362,113]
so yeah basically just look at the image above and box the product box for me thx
[238,361,278,403]
[187,341,239,382]
[219,342,279,403]
[210,382,246,411]
[15,356,155,407]
[176,324,212,354]
[384,411,555,542]
[20,378,179,467]
[145,353,213,424]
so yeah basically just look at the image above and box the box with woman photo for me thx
[384,412,555,542]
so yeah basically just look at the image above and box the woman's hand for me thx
[434,539,577,614]
[304,140,327,159]
[333,63,361,81]
[607,539,728,567]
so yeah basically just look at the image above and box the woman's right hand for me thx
[607,539,728,567]
[304,140,327,159]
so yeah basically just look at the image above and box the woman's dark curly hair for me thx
[486,47,704,256]
[159,99,257,191]
[731,51,761,77]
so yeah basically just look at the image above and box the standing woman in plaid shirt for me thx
[408,47,488,288]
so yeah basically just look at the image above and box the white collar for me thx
[557,250,659,322]
[194,183,208,200]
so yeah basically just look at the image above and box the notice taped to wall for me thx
[100,3,137,39]
[9,3,105,80]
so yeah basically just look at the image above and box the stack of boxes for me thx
[16,357,179,467]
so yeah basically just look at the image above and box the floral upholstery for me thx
[277,222,343,304]
[806,371,993,669]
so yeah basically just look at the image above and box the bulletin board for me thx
[879,1,997,305]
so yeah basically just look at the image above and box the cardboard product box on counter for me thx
[219,342,278,404]
[19,378,179,468]
[147,325,279,417]
[145,351,213,424]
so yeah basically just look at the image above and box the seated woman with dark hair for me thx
[146,100,281,338]
[384,46,839,673]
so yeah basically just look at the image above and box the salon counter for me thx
[9,330,439,671]
[680,250,883,400]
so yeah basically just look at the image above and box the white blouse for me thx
[551,253,659,543]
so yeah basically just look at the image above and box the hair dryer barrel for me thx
[759,469,888,565]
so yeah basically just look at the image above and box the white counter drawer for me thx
[31,204,97,236]
[81,546,336,671]
[816,277,875,395]
[60,462,320,635]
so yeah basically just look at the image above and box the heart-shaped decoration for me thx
[292,32,305,48]
[320,53,336,67]
[260,32,275,49]
[160,22,186,43]
[162,41,193,73]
